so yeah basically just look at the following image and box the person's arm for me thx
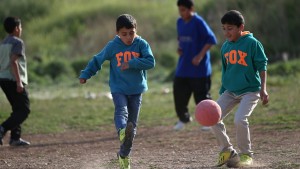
[259,71,269,105]
[192,44,213,66]
[79,44,111,82]
[126,40,155,71]
[11,54,24,93]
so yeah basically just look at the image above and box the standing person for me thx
[212,10,269,167]
[79,14,155,169]
[0,17,31,146]
[173,0,217,131]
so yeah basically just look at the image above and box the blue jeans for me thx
[112,93,142,157]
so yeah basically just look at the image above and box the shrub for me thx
[268,59,300,76]
[44,60,73,80]
[71,58,89,76]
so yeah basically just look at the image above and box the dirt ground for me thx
[0,125,299,169]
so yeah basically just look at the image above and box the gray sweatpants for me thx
[211,90,260,155]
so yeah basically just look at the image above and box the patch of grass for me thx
[1,61,300,134]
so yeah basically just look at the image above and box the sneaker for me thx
[119,122,134,146]
[119,128,126,143]
[117,153,131,169]
[238,154,253,167]
[173,121,185,130]
[173,117,193,131]
[0,126,4,145]
[200,126,211,131]
[216,149,237,167]
[9,138,30,146]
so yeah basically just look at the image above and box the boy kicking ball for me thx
[79,14,155,169]
[211,10,269,168]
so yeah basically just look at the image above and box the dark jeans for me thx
[173,76,211,123]
[0,80,30,140]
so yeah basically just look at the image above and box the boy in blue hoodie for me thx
[211,10,269,168]
[79,14,155,169]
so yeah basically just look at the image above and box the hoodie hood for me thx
[227,31,252,44]
[113,35,141,46]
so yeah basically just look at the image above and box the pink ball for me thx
[195,99,221,126]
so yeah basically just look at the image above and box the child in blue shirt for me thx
[79,14,155,169]
[173,0,217,131]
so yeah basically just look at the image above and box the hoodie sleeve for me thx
[128,39,155,70]
[79,43,112,79]
[219,44,227,95]
[253,41,268,72]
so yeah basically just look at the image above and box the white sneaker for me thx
[173,121,185,131]
[201,126,211,131]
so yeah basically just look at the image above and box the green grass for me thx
[1,61,300,134]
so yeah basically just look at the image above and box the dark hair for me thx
[177,0,194,9]
[116,14,137,32]
[221,10,245,27]
[3,16,21,34]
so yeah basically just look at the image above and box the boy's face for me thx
[222,23,244,42]
[117,27,137,45]
[12,23,22,37]
[178,6,193,21]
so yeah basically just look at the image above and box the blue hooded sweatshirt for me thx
[79,36,155,95]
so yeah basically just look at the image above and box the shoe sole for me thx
[226,155,240,168]
[215,151,238,167]
[123,122,134,148]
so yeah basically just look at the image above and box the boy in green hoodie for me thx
[211,10,269,168]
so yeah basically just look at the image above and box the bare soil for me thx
[0,125,299,169]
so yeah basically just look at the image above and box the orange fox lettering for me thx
[116,51,140,67]
[224,50,248,67]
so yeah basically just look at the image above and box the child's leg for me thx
[127,94,142,136]
[0,81,30,135]
[120,94,142,155]
[234,92,259,155]
[112,93,128,133]
[173,77,193,122]
[191,76,212,104]
[211,91,239,152]
[112,93,142,157]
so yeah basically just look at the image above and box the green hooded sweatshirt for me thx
[219,32,268,95]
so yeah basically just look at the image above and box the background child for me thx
[79,14,155,169]
[211,10,269,167]
[173,0,217,131]
[0,16,31,146]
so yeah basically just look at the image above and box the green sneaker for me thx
[119,122,134,144]
[238,154,253,166]
[216,150,237,167]
[117,153,131,169]
[119,128,126,143]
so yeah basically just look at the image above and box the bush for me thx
[71,58,89,76]
[44,60,73,80]
[157,52,177,69]
[268,59,300,76]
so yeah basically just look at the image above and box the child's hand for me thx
[192,55,203,66]
[121,62,129,70]
[79,78,87,84]
[16,82,24,93]
[177,47,182,56]
[260,90,269,105]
